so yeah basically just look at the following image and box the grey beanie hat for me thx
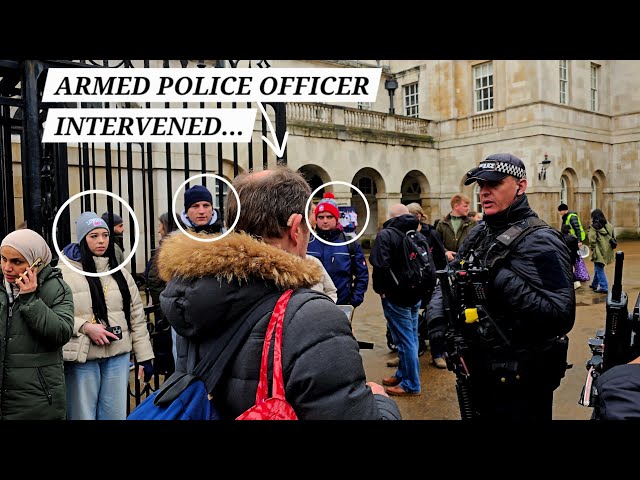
[76,211,109,243]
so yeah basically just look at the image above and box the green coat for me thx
[436,214,477,253]
[0,264,74,420]
[588,222,615,265]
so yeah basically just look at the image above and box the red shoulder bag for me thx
[236,289,298,420]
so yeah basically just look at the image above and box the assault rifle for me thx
[579,251,640,411]
[437,261,510,420]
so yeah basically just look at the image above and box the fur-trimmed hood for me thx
[156,231,323,290]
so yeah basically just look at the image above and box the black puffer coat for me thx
[594,363,640,420]
[428,195,575,351]
[370,214,432,307]
[158,231,401,420]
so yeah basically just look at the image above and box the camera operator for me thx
[427,153,576,421]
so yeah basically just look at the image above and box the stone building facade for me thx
[280,59,640,241]
[6,59,640,270]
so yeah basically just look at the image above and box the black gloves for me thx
[139,359,154,383]
[427,323,446,343]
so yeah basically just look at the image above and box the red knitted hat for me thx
[314,192,340,220]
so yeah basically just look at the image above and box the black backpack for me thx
[388,227,437,295]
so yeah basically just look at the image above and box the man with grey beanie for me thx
[427,153,576,420]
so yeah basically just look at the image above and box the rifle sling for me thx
[486,217,550,269]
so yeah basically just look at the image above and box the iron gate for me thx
[0,59,287,412]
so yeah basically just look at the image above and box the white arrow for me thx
[257,102,288,159]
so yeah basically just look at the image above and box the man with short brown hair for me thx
[159,166,400,420]
[436,193,477,262]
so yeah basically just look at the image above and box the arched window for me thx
[358,176,377,195]
[560,176,568,206]
[403,181,421,196]
[591,177,597,211]
[473,184,482,213]
[213,180,229,209]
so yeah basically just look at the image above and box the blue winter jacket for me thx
[307,229,369,307]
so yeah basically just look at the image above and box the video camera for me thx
[579,251,640,410]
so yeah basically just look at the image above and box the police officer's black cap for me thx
[464,153,527,186]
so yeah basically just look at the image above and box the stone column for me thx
[376,192,402,230]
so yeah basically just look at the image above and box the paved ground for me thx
[128,239,640,420]
[353,239,640,420]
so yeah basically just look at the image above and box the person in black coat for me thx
[369,204,436,396]
[560,224,579,267]
[561,224,581,289]
[406,202,447,367]
[427,153,576,421]
[159,167,401,420]
[594,356,640,420]
[406,202,447,271]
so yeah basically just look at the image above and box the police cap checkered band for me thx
[464,153,527,186]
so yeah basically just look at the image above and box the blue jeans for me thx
[592,262,608,291]
[382,298,421,393]
[64,352,130,420]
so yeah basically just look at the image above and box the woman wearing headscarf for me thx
[0,228,74,420]
[60,211,154,420]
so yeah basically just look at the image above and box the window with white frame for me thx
[358,176,377,195]
[559,60,568,104]
[213,180,229,209]
[473,184,482,213]
[591,177,598,211]
[404,83,419,117]
[357,102,372,110]
[473,62,494,113]
[560,176,568,206]
[591,63,600,111]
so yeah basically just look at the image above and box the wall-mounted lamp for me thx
[538,153,551,181]
[384,78,399,115]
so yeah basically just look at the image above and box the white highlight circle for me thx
[52,189,140,278]
[172,173,241,243]
[305,181,370,247]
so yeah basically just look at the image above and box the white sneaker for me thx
[574,281,582,290]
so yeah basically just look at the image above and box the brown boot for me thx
[382,376,401,386]
[385,385,421,396]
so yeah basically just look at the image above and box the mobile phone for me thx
[105,325,123,340]
[29,257,43,271]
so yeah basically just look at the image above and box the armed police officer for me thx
[427,153,576,421]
